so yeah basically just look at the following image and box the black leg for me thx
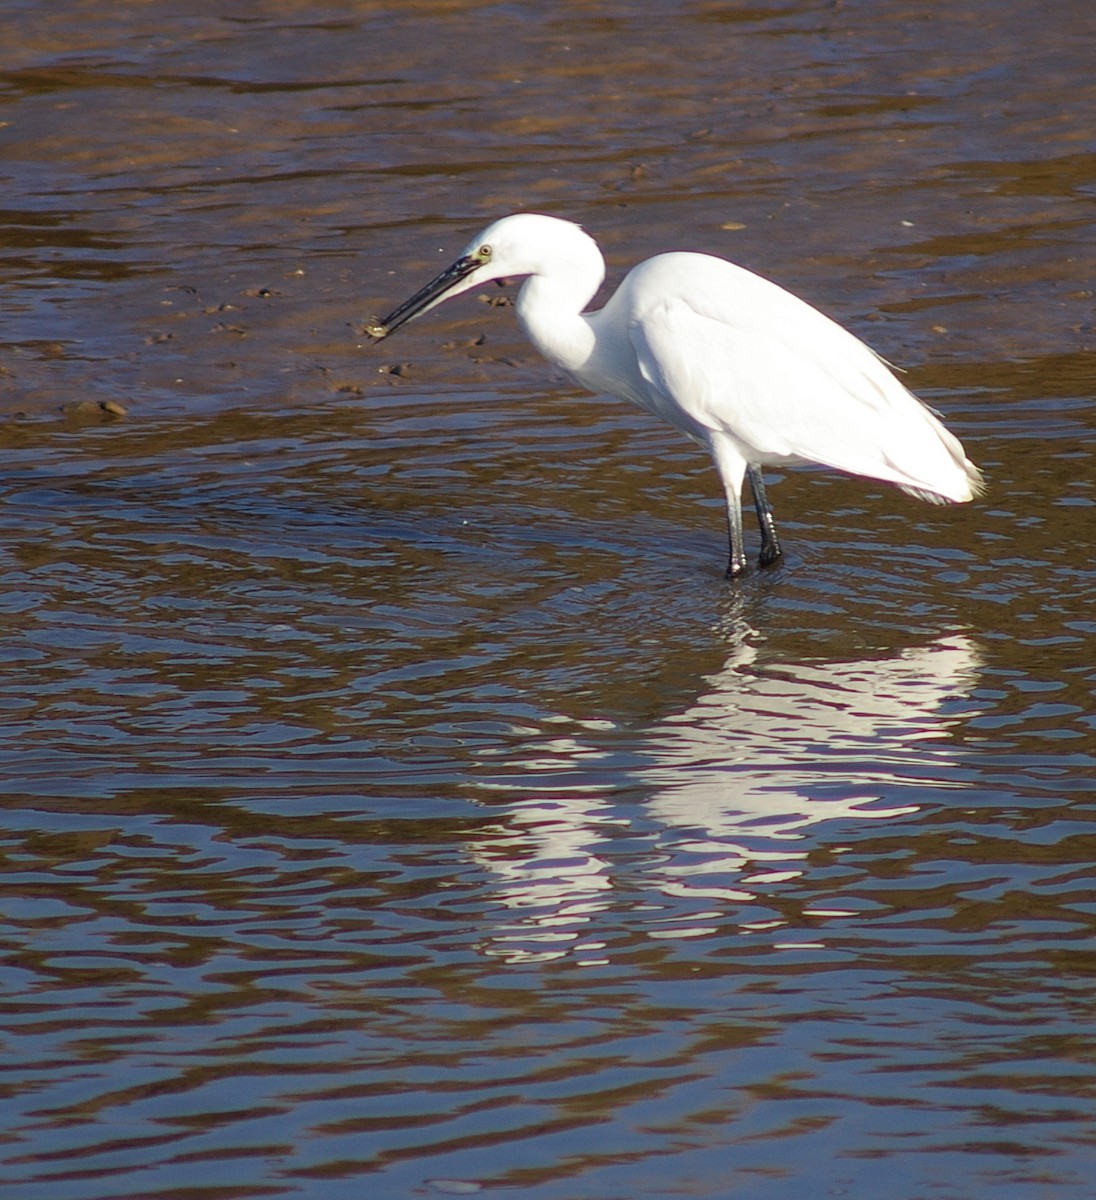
[723,483,748,579]
[747,466,782,568]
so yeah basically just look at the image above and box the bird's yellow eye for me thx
[478,244,492,258]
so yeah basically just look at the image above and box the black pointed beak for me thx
[366,254,481,340]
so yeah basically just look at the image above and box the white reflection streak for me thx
[470,741,622,963]
[471,635,980,960]
[642,634,980,893]
[647,634,980,835]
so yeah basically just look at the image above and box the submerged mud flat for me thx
[2,2,1095,1199]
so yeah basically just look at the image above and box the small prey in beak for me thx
[366,252,484,341]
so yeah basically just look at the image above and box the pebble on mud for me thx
[60,399,128,423]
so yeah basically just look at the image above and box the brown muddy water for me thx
[2,2,1095,1198]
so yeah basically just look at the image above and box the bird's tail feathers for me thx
[898,458,984,505]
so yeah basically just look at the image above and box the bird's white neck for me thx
[514,273,597,374]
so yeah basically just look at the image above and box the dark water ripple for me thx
[2,386,1095,1198]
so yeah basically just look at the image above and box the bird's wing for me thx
[629,289,966,494]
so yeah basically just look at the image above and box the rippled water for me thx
[2,2,1095,1198]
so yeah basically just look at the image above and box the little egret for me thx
[368,214,982,577]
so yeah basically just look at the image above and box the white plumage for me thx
[370,213,982,576]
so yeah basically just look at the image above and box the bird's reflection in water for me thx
[469,635,981,962]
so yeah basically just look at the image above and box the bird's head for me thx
[366,214,601,339]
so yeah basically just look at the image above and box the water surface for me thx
[2,2,1095,1198]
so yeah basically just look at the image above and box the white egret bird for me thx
[368,214,982,577]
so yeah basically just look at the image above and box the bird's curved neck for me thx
[515,273,597,373]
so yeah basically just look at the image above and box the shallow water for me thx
[2,2,1095,1198]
